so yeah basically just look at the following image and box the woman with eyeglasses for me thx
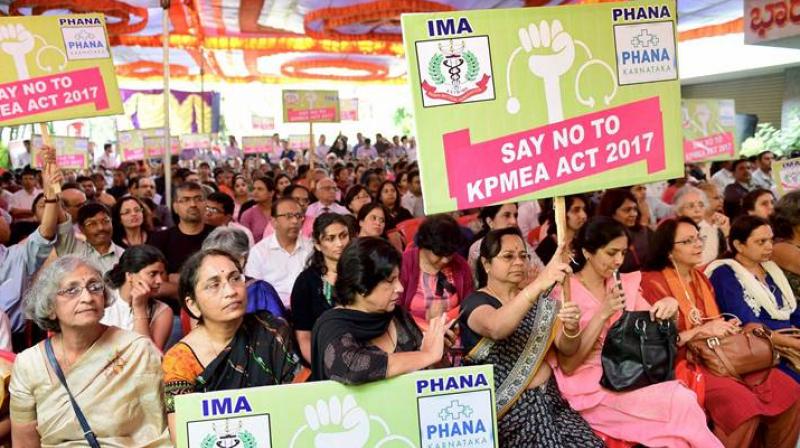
[461,227,603,447]
[103,245,173,349]
[641,217,800,447]
[162,249,307,443]
[11,256,170,447]
[400,215,473,330]
[597,188,654,272]
[291,213,354,363]
[343,185,372,216]
[707,215,800,383]
[111,196,153,249]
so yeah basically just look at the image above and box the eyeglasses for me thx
[57,281,105,299]
[495,252,532,263]
[319,186,338,192]
[674,235,707,246]
[83,217,111,230]
[120,207,143,216]
[202,271,245,295]
[177,195,205,204]
[275,212,305,221]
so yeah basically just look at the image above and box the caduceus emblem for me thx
[439,40,466,91]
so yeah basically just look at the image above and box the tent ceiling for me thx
[0,0,744,83]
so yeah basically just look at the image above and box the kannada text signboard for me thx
[175,365,497,448]
[31,135,88,170]
[773,157,800,196]
[242,136,277,155]
[0,14,123,126]
[282,90,340,123]
[682,98,737,163]
[745,0,800,48]
[402,1,683,214]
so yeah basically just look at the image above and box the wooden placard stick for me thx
[38,123,61,195]
[554,196,570,302]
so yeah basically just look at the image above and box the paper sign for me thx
[242,136,277,154]
[773,157,800,196]
[251,115,275,131]
[180,133,212,150]
[143,136,180,158]
[31,135,88,170]
[340,98,359,121]
[682,99,737,163]
[287,135,310,151]
[745,0,800,48]
[175,365,498,448]
[402,0,683,214]
[282,90,340,123]
[118,128,166,161]
[0,14,123,126]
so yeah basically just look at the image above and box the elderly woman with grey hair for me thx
[772,191,800,298]
[10,255,170,447]
[202,227,287,318]
[673,185,729,265]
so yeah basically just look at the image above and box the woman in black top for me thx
[378,180,412,228]
[291,213,354,363]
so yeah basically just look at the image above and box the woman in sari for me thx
[707,215,800,383]
[461,227,603,447]
[550,217,723,447]
[162,249,307,443]
[642,217,800,447]
[311,237,449,384]
[11,256,170,447]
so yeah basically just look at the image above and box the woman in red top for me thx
[641,217,800,448]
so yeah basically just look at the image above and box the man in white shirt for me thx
[315,135,330,162]
[401,169,425,217]
[306,178,349,219]
[97,143,119,170]
[711,161,735,193]
[9,167,42,222]
[245,198,313,308]
[751,151,778,195]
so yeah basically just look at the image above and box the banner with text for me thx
[251,115,275,131]
[31,135,88,170]
[282,90,340,123]
[682,98,737,163]
[143,136,181,158]
[180,133,213,150]
[0,14,123,126]
[773,157,800,196]
[242,136,277,155]
[402,0,683,214]
[288,134,310,150]
[175,365,497,448]
[118,128,167,161]
[340,98,359,121]
[745,0,800,48]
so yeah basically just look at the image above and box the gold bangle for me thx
[562,325,582,339]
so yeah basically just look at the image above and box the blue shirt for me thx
[0,229,56,332]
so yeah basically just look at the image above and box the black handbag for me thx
[600,311,678,392]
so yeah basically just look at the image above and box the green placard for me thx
[401,1,683,214]
[282,90,340,123]
[175,365,497,448]
[773,157,800,196]
[681,98,737,162]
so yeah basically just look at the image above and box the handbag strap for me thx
[636,319,676,384]
[44,339,101,448]
[708,332,772,386]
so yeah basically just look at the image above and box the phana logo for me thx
[418,390,494,448]
[416,36,495,107]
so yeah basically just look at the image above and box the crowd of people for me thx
[0,134,798,447]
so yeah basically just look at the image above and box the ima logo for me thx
[427,17,473,37]
[202,396,253,417]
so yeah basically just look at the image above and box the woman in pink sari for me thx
[550,217,722,448]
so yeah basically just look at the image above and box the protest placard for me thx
[288,135,310,150]
[682,99,737,163]
[282,90,340,123]
[340,98,359,121]
[242,136,277,155]
[118,128,164,161]
[143,135,180,158]
[175,365,497,448]
[0,14,122,127]
[180,133,212,150]
[31,135,88,170]
[251,115,275,131]
[773,157,800,196]
[402,0,683,214]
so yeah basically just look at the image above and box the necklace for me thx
[672,268,704,327]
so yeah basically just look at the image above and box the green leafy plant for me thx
[393,107,415,136]
[741,108,800,157]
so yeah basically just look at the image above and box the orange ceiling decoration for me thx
[9,0,149,35]
[281,57,390,81]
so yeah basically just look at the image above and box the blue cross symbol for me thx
[439,400,474,421]
[631,30,659,48]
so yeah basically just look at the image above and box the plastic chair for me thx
[395,217,424,246]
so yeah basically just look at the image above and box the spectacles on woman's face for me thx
[57,281,105,299]
[494,251,531,263]
[201,271,245,295]
[674,234,707,246]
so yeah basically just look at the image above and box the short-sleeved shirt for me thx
[148,224,215,275]
[290,266,334,331]
[459,291,502,352]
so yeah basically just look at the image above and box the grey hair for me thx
[24,255,113,332]
[673,185,709,214]
[202,226,250,260]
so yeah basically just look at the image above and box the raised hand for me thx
[526,244,572,298]
[304,395,370,448]
[0,24,35,79]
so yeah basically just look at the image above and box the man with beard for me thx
[245,197,313,308]
[55,202,125,273]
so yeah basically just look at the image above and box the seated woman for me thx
[202,227,286,319]
[311,237,448,384]
[597,188,653,272]
[461,228,603,447]
[162,249,307,442]
[673,185,729,265]
[642,217,800,447]
[550,217,722,448]
[292,213,354,363]
[11,256,170,447]
[772,191,800,298]
[344,185,372,216]
[742,188,775,220]
[103,244,174,349]
[111,196,153,249]
[535,195,589,265]
[378,180,413,228]
[400,215,473,330]
[707,215,800,382]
